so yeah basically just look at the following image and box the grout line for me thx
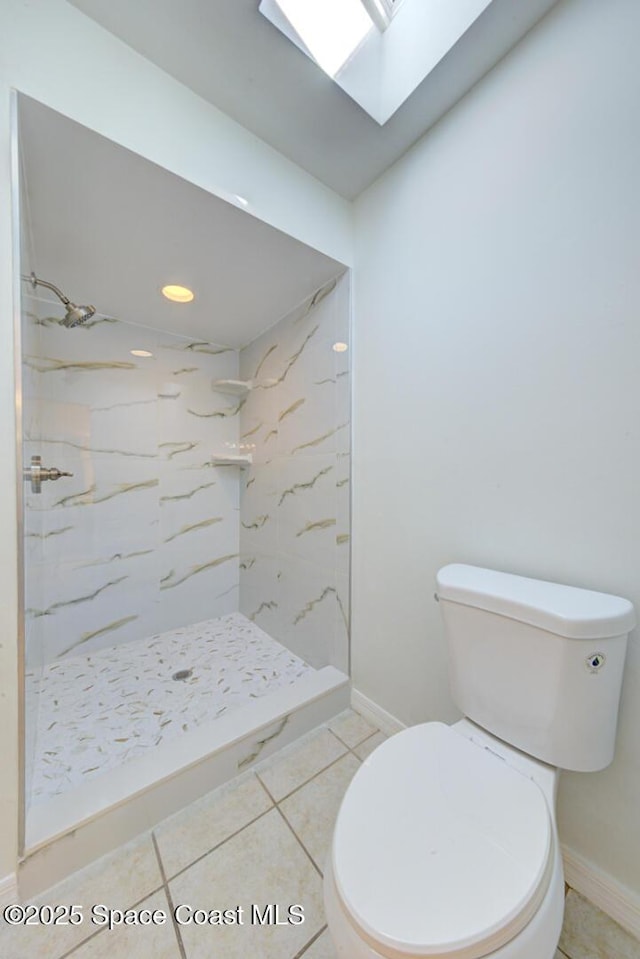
[343,729,382,761]
[52,718,379,958]
[328,726,376,752]
[256,738,358,805]
[59,883,166,958]
[164,804,274,883]
[273,802,324,879]
[152,832,188,959]
[257,774,321,879]
[292,923,328,958]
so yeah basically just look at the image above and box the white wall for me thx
[352,0,640,897]
[0,0,352,882]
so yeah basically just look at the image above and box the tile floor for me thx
[29,612,312,804]
[3,709,639,959]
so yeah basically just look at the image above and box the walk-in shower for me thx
[16,93,351,894]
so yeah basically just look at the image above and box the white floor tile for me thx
[256,728,347,801]
[301,928,338,958]
[0,833,162,959]
[169,807,323,959]
[65,890,181,959]
[154,772,272,878]
[279,753,360,872]
[559,890,640,959]
[328,709,377,748]
[353,730,387,760]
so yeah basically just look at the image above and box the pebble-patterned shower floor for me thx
[28,613,313,806]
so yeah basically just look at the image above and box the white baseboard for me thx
[0,873,19,908]
[562,844,640,940]
[351,688,406,737]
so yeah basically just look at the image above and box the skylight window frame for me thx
[260,0,495,126]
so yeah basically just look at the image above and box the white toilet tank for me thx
[436,564,635,771]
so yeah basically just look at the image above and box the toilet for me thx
[325,564,635,959]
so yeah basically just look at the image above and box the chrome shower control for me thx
[23,455,73,494]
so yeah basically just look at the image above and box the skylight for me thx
[271,0,374,78]
[260,0,495,125]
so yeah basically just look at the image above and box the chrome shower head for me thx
[22,272,95,328]
[61,303,96,328]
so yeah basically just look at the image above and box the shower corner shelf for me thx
[211,453,253,468]
[211,378,253,396]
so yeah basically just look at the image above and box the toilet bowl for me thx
[325,720,565,959]
[325,564,635,958]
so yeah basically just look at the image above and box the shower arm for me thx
[21,272,71,307]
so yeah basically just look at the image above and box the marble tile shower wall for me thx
[21,291,44,799]
[238,274,350,672]
[22,294,242,669]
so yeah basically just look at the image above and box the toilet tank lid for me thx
[436,564,636,639]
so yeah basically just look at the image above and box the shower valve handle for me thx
[44,467,73,481]
[23,455,74,494]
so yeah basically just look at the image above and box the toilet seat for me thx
[332,722,553,959]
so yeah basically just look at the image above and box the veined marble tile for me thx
[158,550,240,630]
[35,494,158,569]
[156,335,237,378]
[278,558,338,669]
[26,359,155,412]
[279,333,336,410]
[237,274,350,676]
[335,470,351,576]
[159,389,239,460]
[240,506,278,558]
[239,458,280,521]
[274,382,334,458]
[30,612,313,805]
[238,552,282,638]
[158,470,218,507]
[30,454,159,529]
[35,396,158,458]
[332,571,350,673]
[277,455,338,569]
[21,310,245,679]
[276,455,335,509]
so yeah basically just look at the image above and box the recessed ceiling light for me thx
[332,342,349,352]
[130,349,154,357]
[273,0,374,77]
[233,194,249,207]
[162,284,194,303]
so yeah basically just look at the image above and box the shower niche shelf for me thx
[212,379,252,396]
[211,453,253,468]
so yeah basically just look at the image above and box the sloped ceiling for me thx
[69,0,561,198]
[19,96,344,347]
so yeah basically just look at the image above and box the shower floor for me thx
[29,612,313,806]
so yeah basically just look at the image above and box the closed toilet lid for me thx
[332,722,552,959]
